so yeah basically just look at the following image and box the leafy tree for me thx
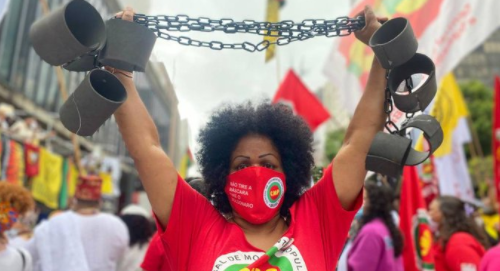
[460,80,493,156]
[324,129,346,161]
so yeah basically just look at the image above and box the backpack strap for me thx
[17,248,26,270]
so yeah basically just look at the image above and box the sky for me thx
[147,0,352,147]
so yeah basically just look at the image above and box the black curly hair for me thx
[197,101,314,218]
[120,214,154,248]
[359,181,404,257]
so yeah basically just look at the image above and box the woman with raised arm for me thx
[113,5,387,271]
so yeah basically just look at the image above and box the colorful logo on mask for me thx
[264,177,284,209]
[412,209,435,270]
[212,243,308,271]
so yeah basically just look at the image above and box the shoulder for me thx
[360,219,386,233]
[448,232,478,245]
[99,213,128,229]
[356,220,386,240]
[483,245,500,262]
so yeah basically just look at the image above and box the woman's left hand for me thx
[354,5,388,45]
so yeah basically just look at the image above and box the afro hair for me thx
[197,101,314,218]
[0,182,35,215]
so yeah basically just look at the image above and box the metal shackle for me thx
[29,0,106,66]
[369,17,418,69]
[388,53,438,113]
[365,132,412,177]
[399,114,444,166]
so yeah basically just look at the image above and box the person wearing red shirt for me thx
[113,5,387,270]
[429,196,488,271]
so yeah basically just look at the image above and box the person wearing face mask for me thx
[112,5,387,270]
[429,196,489,271]
[0,182,35,271]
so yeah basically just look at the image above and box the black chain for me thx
[385,75,416,135]
[132,14,365,51]
[384,70,399,134]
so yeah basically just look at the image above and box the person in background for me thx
[347,181,404,271]
[480,238,500,271]
[6,210,37,249]
[141,178,208,271]
[26,176,129,271]
[118,204,154,271]
[337,208,363,271]
[0,182,35,271]
[430,196,488,271]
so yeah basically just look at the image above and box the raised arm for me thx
[332,6,387,209]
[113,7,177,227]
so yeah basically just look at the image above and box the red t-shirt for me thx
[433,232,486,271]
[141,233,171,271]
[157,164,362,271]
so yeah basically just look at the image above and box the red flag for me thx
[400,166,435,271]
[272,69,330,131]
[493,76,500,203]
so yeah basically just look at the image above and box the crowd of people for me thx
[3,166,500,271]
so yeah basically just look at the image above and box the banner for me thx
[264,0,280,62]
[179,148,194,179]
[323,0,500,116]
[31,148,63,209]
[420,73,475,203]
[272,69,331,131]
[400,166,435,271]
[493,76,500,203]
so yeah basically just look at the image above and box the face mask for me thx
[225,167,286,225]
[4,228,19,239]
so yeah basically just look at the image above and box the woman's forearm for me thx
[114,74,162,158]
[344,57,386,153]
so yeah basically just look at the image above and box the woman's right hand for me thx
[112,6,178,229]
[106,7,135,80]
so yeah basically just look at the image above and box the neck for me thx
[231,214,287,236]
[0,235,7,252]
[73,207,99,216]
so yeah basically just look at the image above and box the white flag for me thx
[323,0,500,115]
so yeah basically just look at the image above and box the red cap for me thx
[75,176,102,201]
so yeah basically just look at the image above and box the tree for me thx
[324,129,346,161]
[460,80,493,156]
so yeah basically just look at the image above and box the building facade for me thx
[454,28,500,88]
[0,0,185,190]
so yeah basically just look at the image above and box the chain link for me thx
[132,14,365,51]
[384,70,399,134]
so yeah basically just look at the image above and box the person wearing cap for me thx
[0,182,34,271]
[118,204,154,271]
[25,176,129,271]
[113,4,387,271]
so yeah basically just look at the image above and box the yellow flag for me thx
[178,148,193,179]
[31,148,63,209]
[99,172,113,196]
[67,162,79,197]
[265,0,280,62]
[418,73,469,157]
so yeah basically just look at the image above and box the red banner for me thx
[493,76,500,203]
[400,167,435,271]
